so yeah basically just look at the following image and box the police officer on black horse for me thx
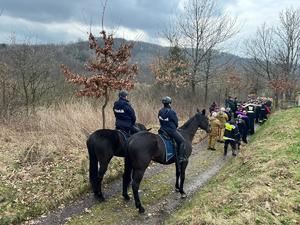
[113,90,139,135]
[158,96,187,164]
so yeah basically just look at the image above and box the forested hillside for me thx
[0,38,242,84]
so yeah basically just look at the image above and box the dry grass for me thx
[0,98,203,225]
[166,108,300,225]
[0,101,111,224]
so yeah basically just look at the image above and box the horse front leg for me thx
[132,168,146,213]
[175,162,180,192]
[122,156,132,201]
[179,161,188,198]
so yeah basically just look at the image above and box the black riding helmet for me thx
[119,90,128,99]
[162,96,172,104]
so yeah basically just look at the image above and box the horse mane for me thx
[179,114,196,130]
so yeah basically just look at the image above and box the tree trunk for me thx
[101,88,109,129]
[191,78,196,96]
[274,92,279,109]
[218,84,222,106]
[204,75,209,107]
[225,88,228,100]
[1,80,5,116]
[21,71,29,115]
[191,66,197,96]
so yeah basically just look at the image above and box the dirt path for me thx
[32,137,236,225]
[127,155,229,225]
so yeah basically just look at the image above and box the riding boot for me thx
[178,143,187,163]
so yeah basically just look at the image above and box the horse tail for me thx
[87,135,100,194]
[81,127,90,138]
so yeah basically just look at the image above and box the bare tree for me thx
[200,48,235,106]
[275,8,300,98]
[0,61,23,118]
[5,39,56,114]
[166,0,238,95]
[245,8,300,107]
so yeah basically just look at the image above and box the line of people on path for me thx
[208,96,272,156]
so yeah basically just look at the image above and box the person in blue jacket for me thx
[158,96,187,163]
[113,90,139,135]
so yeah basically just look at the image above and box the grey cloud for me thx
[0,0,181,40]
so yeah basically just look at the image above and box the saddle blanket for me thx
[158,134,175,162]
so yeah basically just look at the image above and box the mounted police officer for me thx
[113,90,139,135]
[158,96,187,163]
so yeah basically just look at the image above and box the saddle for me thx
[117,129,130,142]
[158,129,172,140]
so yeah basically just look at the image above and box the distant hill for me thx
[0,38,245,83]
[61,38,170,83]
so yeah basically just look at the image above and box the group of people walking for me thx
[208,95,272,156]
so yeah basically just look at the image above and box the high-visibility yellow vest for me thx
[225,123,235,131]
[223,123,236,140]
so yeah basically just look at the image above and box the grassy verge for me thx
[165,108,300,225]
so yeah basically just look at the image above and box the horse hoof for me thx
[123,194,130,201]
[138,206,145,214]
[94,193,105,202]
[181,193,187,198]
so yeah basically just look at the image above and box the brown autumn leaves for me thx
[61,30,138,99]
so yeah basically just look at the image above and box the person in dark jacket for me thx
[209,102,217,114]
[255,104,261,123]
[237,114,248,144]
[245,104,256,135]
[225,96,236,113]
[113,90,138,135]
[158,96,187,163]
[259,104,267,123]
[233,97,238,113]
[223,119,240,156]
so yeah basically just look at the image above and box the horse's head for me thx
[195,108,211,133]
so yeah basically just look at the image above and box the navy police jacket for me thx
[113,98,136,129]
[158,106,178,133]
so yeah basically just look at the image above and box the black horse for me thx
[86,123,148,201]
[126,109,211,213]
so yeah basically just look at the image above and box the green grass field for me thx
[165,108,300,225]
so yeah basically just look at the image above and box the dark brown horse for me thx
[86,123,148,201]
[126,109,211,213]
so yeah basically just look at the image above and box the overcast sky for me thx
[0,0,299,55]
